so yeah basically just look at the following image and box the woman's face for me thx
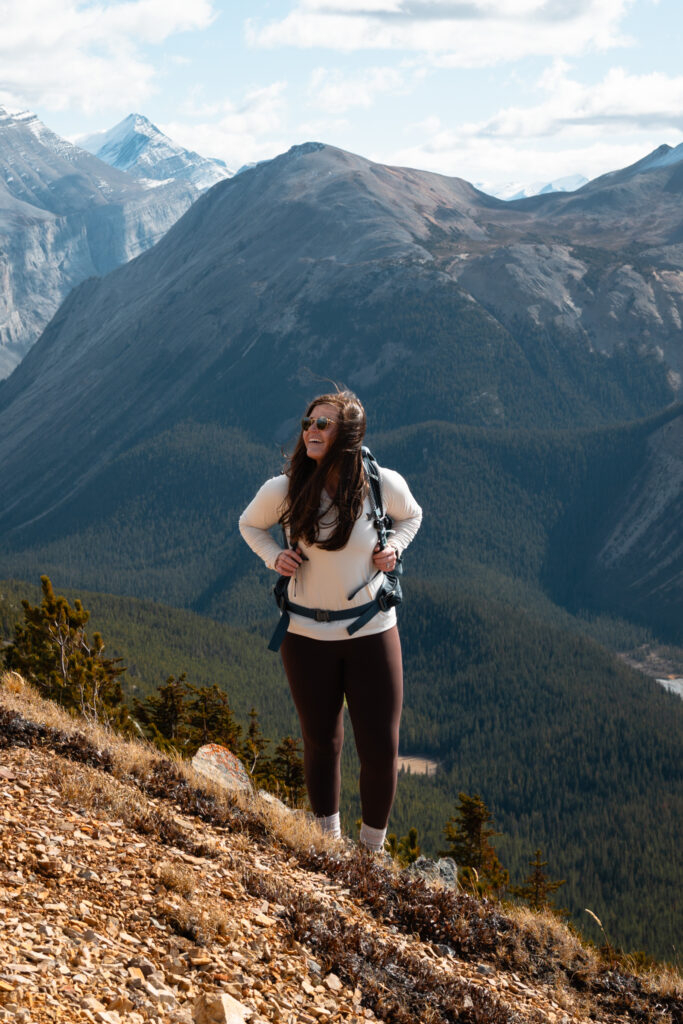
[303,403,339,462]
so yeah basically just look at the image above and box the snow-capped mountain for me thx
[479,173,588,201]
[0,106,197,377]
[77,114,233,192]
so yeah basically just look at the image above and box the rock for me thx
[80,996,107,1011]
[407,856,459,888]
[192,746,252,794]
[106,995,135,1012]
[143,978,177,1004]
[35,855,68,878]
[127,957,156,976]
[193,992,253,1023]
[253,913,277,928]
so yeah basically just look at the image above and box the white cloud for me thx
[387,63,683,188]
[308,66,406,113]
[0,0,215,112]
[470,63,683,137]
[389,130,658,191]
[247,0,634,65]
[161,82,290,168]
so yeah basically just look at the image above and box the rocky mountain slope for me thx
[449,144,683,387]
[578,413,683,635]
[78,114,233,192]
[1,675,680,1024]
[0,107,198,377]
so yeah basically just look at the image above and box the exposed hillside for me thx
[1,676,680,1024]
[0,107,197,376]
[78,114,233,192]
[2,579,681,959]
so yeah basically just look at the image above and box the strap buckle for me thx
[314,609,331,622]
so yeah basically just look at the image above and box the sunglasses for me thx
[301,416,337,431]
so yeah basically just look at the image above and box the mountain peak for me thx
[0,105,80,159]
[77,113,233,192]
[287,141,327,157]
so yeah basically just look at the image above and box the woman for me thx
[239,390,422,852]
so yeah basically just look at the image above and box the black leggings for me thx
[280,626,403,829]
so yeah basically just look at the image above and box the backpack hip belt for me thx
[268,573,401,652]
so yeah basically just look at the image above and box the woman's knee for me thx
[302,729,344,762]
[356,737,398,774]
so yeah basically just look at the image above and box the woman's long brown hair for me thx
[280,390,367,551]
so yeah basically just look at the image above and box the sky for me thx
[0,0,682,193]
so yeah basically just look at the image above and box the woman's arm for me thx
[238,475,290,570]
[380,467,423,555]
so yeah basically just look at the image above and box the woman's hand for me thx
[373,543,399,573]
[274,547,303,577]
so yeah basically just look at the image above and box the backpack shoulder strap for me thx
[361,445,384,519]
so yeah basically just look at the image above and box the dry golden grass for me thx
[49,758,175,839]
[505,889,682,997]
[505,903,598,969]
[174,749,339,858]
[0,670,160,779]
[154,893,239,946]
[155,860,200,897]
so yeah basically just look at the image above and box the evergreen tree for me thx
[511,848,566,913]
[398,826,421,866]
[241,707,274,786]
[272,736,306,808]
[133,674,189,752]
[441,792,509,898]
[387,827,421,866]
[185,683,242,756]
[3,575,126,725]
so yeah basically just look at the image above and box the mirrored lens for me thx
[301,416,333,431]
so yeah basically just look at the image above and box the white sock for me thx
[317,812,341,838]
[359,822,387,852]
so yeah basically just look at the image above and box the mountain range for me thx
[0,138,681,637]
[0,107,199,378]
[481,172,589,201]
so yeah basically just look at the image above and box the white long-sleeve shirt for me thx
[239,467,422,641]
